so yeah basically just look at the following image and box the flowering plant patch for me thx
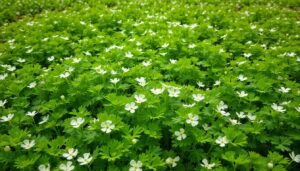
[0,0,300,170]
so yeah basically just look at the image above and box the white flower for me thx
[213,80,221,86]
[70,117,85,128]
[188,44,196,48]
[271,103,286,113]
[27,82,37,88]
[183,103,195,108]
[200,159,215,170]
[202,124,211,131]
[0,99,7,108]
[129,160,142,171]
[165,156,180,167]
[21,139,35,149]
[150,87,164,95]
[229,118,241,125]
[101,120,115,133]
[110,78,120,84]
[237,91,248,97]
[216,101,229,116]
[83,51,91,56]
[134,94,147,103]
[38,164,50,171]
[215,136,229,147]
[247,113,256,122]
[168,87,180,97]
[170,59,177,64]
[295,107,300,112]
[197,81,205,88]
[243,53,252,58]
[250,25,257,29]
[0,113,14,122]
[17,58,26,63]
[174,128,187,141]
[111,70,117,75]
[63,148,78,160]
[142,61,151,67]
[125,51,133,58]
[281,101,291,105]
[26,111,38,117]
[72,58,81,63]
[236,112,246,118]
[192,94,205,102]
[122,67,130,73]
[237,74,247,81]
[59,161,75,171]
[136,77,147,87]
[278,87,291,93]
[77,153,93,165]
[26,48,33,53]
[47,56,55,62]
[162,43,169,48]
[7,65,16,72]
[289,151,300,163]
[186,113,199,127]
[0,73,8,80]
[125,102,138,113]
[39,115,49,124]
[59,72,70,78]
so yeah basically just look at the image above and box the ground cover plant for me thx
[0,0,300,170]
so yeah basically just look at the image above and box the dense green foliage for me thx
[0,0,300,170]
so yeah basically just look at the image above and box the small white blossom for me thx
[236,112,246,118]
[168,87,180,97]
[229,118,241,125]
[47,56,55,61]
[21,139,35,150]
[136,77,147,87]
[111,70,117,75]
[183,103,195,108]
[94,66,107,74]
[0,113,14,122]
[197,81,205,88]
[77,153,93,165]
[271,103,286,113]
[72,58,81,63]
[70,117,85,128]
[59,72,70,78]
[237,91,248,98]
[134,94,147,103]
[110,78,120,84]
[0,99,7,108]
[188,44,196,48]
[237,74,247,81]
[122,67,130,73]
[278,87,291,93]
[26,111,38,117]
[200,159,215,170]
[129,160,142,171]
[7,65,16,72]
[243,53,252,58]
[289,151,300,163]
[125,51,133,58]
[39,115,49,125]
[142,61,151,67]
[165,156,180,167]
[295,107,300,112]
[170,59,177,64]
[174,128,186,141]
[186,113,199,127]
[192,94,205,102]
[63,148,78,160]
[150,87,164,95]
[125,102,138,113]
[162,43,169,48]
[101,120,115,133]
[83,51,91,56]
[213,80,221,86]
[0,73,8,80]
[38,164,50,171]
[17,58,26,63]
[27,82,37,88]
[247,113,256,122]
[215,136,229,147]
[59,161,75,171]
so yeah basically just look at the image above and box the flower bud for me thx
[4,146,11,152]
[132,138,138,144]
[267,162,273,169]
